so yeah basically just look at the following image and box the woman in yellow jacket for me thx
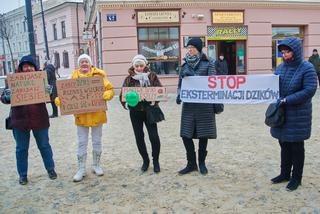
[55,54,114,182]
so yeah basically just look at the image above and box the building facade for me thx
[0,7,30,75]
[84,0,320,93]
[33,0,86,76]
[0,0,85,76]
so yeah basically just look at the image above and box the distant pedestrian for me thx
[308,49,320,85]
[44,63,58,118]
[214,53,228,75]
[55,54,114,182]
[1,55,57,185]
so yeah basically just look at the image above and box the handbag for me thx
[145,104,165,124]
[265,101,285,127]
[264,62,302,128]
[214,103,224,114]
[5,110,13,130]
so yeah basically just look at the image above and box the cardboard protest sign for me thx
[7,71,50,106]
[180,74,279,104]
[121,87,167,102]
[56,76,106,115]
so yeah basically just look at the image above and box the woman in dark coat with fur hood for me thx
[176,38,218,175]
[120,54,163,173]
[270,37,317,191]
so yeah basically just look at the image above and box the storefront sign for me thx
[7,71,50,106]
[121,87,167,102]
[212,11,244,24]
[137,11,179,24]
[180,75,279,104]
[207,26,248,40]
[56,76,106,115]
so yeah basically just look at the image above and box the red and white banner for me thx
[180,75,279,104]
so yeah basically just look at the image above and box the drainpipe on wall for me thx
[97,11,103,69]
[76,3,80,56]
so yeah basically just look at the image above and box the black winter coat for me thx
[177,53,218,139]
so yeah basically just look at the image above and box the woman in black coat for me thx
[176,38,217,175]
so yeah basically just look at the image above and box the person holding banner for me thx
[270,37,317,191]
[0,55,57,185]
[176,37,218,175]
[119,54,162,173]
[55,54,114,182]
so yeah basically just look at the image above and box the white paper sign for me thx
[180,74,279,104]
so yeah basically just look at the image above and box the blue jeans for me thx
[12,128,55,178]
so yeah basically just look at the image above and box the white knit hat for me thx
[132,54,148,66]
[78,54,92,66]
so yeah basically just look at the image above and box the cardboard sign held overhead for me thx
[7,71,50,107]
[56,76,106,115]
[121,87,167,102]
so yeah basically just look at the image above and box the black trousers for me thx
[130,110,161,161]
[279,141,305,181]
[51,102,58,116]
[182,137,208,162]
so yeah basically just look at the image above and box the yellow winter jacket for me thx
[55,67,114,127]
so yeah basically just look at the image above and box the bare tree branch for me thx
[0,14,15,72]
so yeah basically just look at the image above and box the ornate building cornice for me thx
[96,0,320,10]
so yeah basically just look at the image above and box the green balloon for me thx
[125,91,140,107]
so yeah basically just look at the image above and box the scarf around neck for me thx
[185,52,201,68]
[132,71,150,87]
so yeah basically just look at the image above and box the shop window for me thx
[138,27,180,75]
[63,51,69,68]
[272,27,303,70]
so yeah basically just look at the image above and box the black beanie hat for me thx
[18,55,38,71]
[187,37,203,53]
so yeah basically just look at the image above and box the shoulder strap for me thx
[283,62,304,97]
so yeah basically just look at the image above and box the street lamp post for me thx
[25,0,36,58]
[40,0,49,61]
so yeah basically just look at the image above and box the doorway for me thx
[207,40,246,74]
[218,40,236,75]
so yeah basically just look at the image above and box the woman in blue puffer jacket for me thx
[270,37,317,191]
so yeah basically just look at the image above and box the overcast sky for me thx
[0,0,24,14]
[1,0,319,14]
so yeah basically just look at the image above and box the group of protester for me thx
[1,37,319,192]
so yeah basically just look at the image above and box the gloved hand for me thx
[176,94,181,105]
[4,89,11,102]
[278,97,286,106]
[54,97,61,106]
[46,85,53,95]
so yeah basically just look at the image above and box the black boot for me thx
[271,142,292,184]
[141,157,150,172]
[153,159,160,173]
[178,152,198,175]
[198,150,208,175]
[286,142,304,191]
